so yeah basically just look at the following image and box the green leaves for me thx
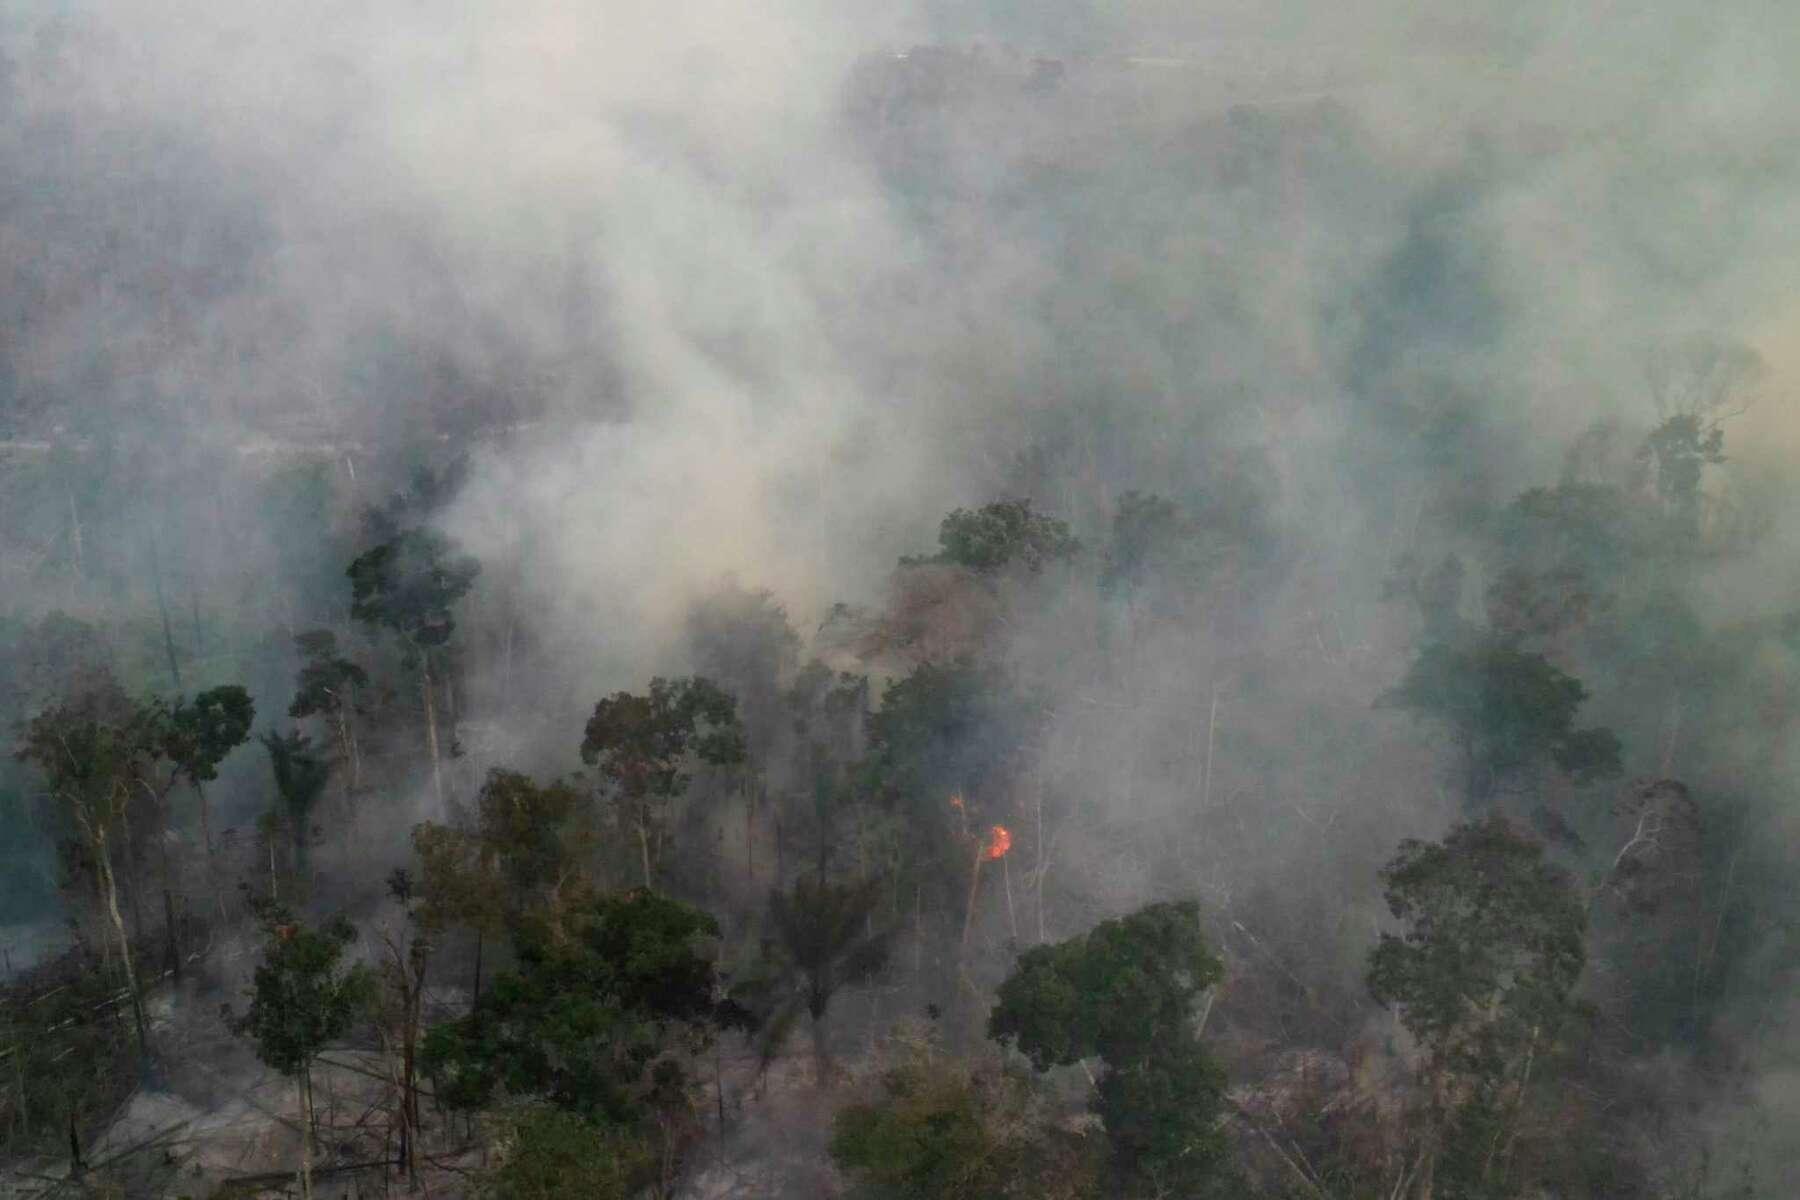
[989,900,1221,1071]
[1381,640,1621,800]
[478,1106,655,1200]
[580,676,745,794]
[165,685,255,784]
[830,1049,1104,1200]
[347,528,480,651]
[904,499,1081,575]
[988,902,1231,1197]
[288,630,368,722]
[233,905,374,1078]
[1367,817,1586,1071]
[421,889,743,1126]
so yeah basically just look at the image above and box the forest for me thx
[3,2,1800,1198]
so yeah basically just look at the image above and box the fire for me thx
[948,793,965,810]
[984,824,1013,861]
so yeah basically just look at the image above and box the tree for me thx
[757,875,894,1081]
[1366,817,1587,1198]
[830,1039,1103,1200]
[904,499,1080,575]
[164,685,254,875]
[376,870,432,1179]
[421,890,751,1197]
[232,903,374,1200]
[1101,491,1236,624]
[478,1106,655,1200]
[1381,639,1621,805]
[16,677,167,1068]
[347,527,481,806]
[260,729,332,880]
[580,677,744,888]
[989,901,1231,1196]
[288,630,368,796]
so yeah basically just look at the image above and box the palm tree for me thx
[758,875,892,1083]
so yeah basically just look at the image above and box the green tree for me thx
[758,875,894,1081]
[232,903,374,1200]
[288,629,368,795]
[347,527,480,806]
[1366,817,1588,1198]
[260,729,332,879]
[420,891,742,1115]
[1381,640,1621,805]
[830,1040,1103,1200]
[164,684,254,869]
[904,499,1080,575]
[16,677,167,1066]
[413,768,598,1038]
[580,677,744,888]
[478,1106,655,1200]
[422,890,750,1197]
[988,901,1231,1196]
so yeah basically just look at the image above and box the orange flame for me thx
[984,824,1012,861]
[948,793,965,810]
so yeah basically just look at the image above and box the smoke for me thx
[6,0,1800,1186]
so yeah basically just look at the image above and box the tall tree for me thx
[232,903,374,1200]
[288,630,368,797]
[580,677,744,888]
[904,498,1081,576]
[17,678,169,1069]
[757,875,894,1081]
[1367,818,1588,1199]
[989,901,1232,1198]
[1381,639,1621,806]
[347,528,480,807]
[164,684,255,865]
[421,890,752,1197]
[260,730,331,880]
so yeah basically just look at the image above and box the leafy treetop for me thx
[904,499,1080,575]
[989,899,1222,1072]
[347,528,481,652]
[1367,816,1587,1072]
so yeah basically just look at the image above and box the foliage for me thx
[1367,817,1586,1078]
[474,768,597,910]
[1090,1039,1231,1198]
[989,901,1232,1196]
[477,1105,655,1200]
[866,660,1043,813]
[287,630,368,724]
[231,903,374,1078]
[412,819,506,937]
[754,875,894,1075]
[829,1043,1104,1200]
[164,685,255,784]
[1101,490,1224,603]
[421,889,750,1124]
[580,677,744,885]
[989,900,1221,1071]
[904,499,1081,575]
[685,583,800,758]
[1381,639,1621,801]
[259,729,331,866]
[346,527,481,653]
